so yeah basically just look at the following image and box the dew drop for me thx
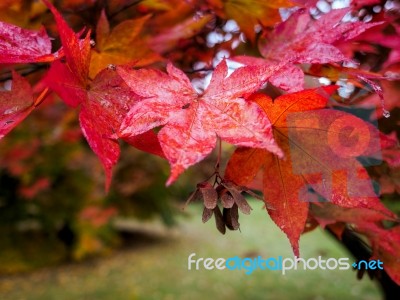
[4,107,18,115]
[107,64,116,71]
[384,71,400,80]
[193,11,204,21]
[90,40,96,47]
[383,109,391,118]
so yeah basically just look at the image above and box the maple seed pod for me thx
[197,182,218,209]
[217,185,234,208]
[223,204,240,231]
[202,207,213,223]
[221,180,252,214]
[213,206,226,234]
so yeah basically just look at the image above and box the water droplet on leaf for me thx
[383,109,391,118]
[90,40,96,47]
[107,64,116,71]
[193,11,204,21]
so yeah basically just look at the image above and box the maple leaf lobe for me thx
[118,61,283,185]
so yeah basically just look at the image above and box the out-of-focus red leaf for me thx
[150,13,212,53]
[356,224,400,286]
[118,60,284,185]
[291,0,318,6]
[310,203,393,228]
[307,64,386,89]
[351,0,381,9]
[79,205,118,228]
[234,8,382,91]
[361,64,400,116]
[259,8,382,64]
[19,177,50,199]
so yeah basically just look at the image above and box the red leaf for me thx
[361,64,400,117]
[0,21,56,63]
[122,131,165,158]
[43,0,91,85]
[310,203,392,229]
[0,71,34,139]
[291,0,318,6]
[44,60,88,108]
[43,2,163,190]
[351,0,381,8]
[260,8,382,64]
[269,64,304,93]
[234,8,382,91]
[46,60,163,189]
[356,224,400,286]
[118,60,283,185]
[225,87,396,255]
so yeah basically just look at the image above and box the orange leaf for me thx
[208,0,295,42]
[225,87,396,255]
[90,11,162,78]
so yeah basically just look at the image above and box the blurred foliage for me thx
[0,94,186,273]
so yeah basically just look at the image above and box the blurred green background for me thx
[0,203,381,300]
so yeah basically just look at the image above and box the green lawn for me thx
[0,201,381,300]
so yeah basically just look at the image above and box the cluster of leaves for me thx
[0,0,400,285]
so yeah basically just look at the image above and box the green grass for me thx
[0,201,381,300]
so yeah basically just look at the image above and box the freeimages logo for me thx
[187,253,384,275]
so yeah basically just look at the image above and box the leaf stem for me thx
[215,137,221,173]
[34,88,50,107]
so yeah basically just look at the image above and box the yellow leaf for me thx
[90,13,162,78]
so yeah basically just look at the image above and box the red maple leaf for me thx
[224,87,396,255]
[42,0,163,190]
[0,21,57,63]
[310,202,393,229]
[118,60,284,185]
[0,71,37,139]
[234,8,383,92]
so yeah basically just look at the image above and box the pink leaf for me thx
[0,71,34,139]
[118,60,283,185]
